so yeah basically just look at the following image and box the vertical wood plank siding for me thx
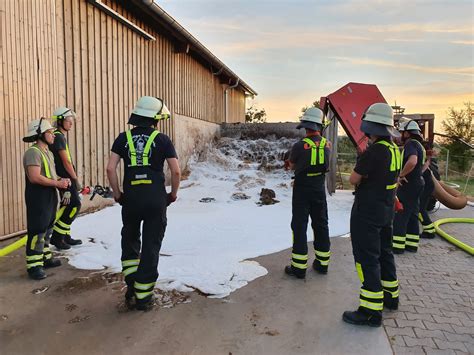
[0,0,247,237]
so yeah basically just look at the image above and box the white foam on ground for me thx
[66,138,354,297]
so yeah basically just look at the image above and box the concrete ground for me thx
[0,207,472,355]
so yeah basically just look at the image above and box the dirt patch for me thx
[55,272,122,294]
[65,304,78,312]
[68,315,91,324]
[257,188,279,205]
[231,192,251,201]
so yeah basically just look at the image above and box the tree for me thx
[245,105,267,123]
[441,102,473,170]
[301,100,320,114]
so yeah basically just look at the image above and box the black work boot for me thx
[384,293,399,311]
[420,232,435,239]
[28,266,47,280]
[50,234,71,250]
[44,258,62,268]
[342,307,382,327]
[65,235,83,246]
[405,246,418,253]
[136,296,155,312]
[284,265,306,279]
[125,287,136,310]
[312,260,328,275]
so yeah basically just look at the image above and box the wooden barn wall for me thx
[0,0,248,237]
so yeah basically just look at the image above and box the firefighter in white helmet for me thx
[49,107,83,249]
[22,118,70,280]
[284,107,332,279]
[107,96,180,311]
[343,103,401,326]
[392,119,426,253]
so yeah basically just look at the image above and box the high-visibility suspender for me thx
[125,130,160,167]
[29,146,52,178]
[375,140,401,190]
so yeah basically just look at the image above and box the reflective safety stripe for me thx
[356,262,364,283]
[121,259,140,267]
[376,140,402,172]
[135,290,153,300]
[27,261,44,269]
[393,235,405,241]
[360,300,383,311]
[384,288,400,298]
[125,130,137,166]
[142,130,160,166]
[30,146,52,178]
[386,183,398,190]
[131,180,152,185]
[123,266,138,276]
[302,137,326,166]
[381,280,399,288]
[56,219,71,229]
[307,172,322,177]
[418,213,424,222]
[406,240,419,247]
[291,253,308,261]
[154,113,170,121]
[69,207,78,219]
[406,234,420,241]
[30,235,38,250]
[360,288,383,299]
[315,250,331,258]
[56,206,66,221]
[53,225,70,235]
[54,131,72,163]
[412,139,427,164]
[134,281,156,291]
[26,254,44,261]
[291,260,308,269]
[126,129,160,167]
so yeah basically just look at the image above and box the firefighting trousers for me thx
[120,189,167,303]
[419,171,436,236]
[290,186,330,275]
[393,180,424,252]
[25,191,58,269]
[52,187,82,238]
[350,207,399,316]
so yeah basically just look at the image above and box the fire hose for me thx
[433,218,474,256]
[0,185,112,257]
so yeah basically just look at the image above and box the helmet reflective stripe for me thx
[29,146,52,178]
[302,137,326,165]
[125,130,160,167]
[132,96,170,120]
[52,107,75,120]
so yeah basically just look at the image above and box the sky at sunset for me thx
[159,0,473,128]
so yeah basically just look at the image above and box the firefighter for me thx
[22,118,70,280]
[419,144,436,239]
[284,107,331,279]
[106,96,180,311]
[49,107,83,249]
[342,103,400,327]
[392,120,426,253]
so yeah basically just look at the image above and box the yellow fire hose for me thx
[0,235,27,257]
[434,218,474,256]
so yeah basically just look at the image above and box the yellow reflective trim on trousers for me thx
[384,289,400,298]
[360,300,383,311]
[135,290,153,300]
[53,225,70,235]
[126,130,137,166]
[69,207,78,219]
[315,250,331,258]
[122,259,140,267]
[307,173,322,177]
[123,266,138,276]
[360,288,383,299]
[56,206,66,221]
[406,234,420,240]
[30,235,38,250]
[418,213,424,222]
[134,281,156,290]
[393,235,405,241]
[26,254,44,261]
[406,241,419,247]
[356,262,364,283]
[381,280,399,288]
[291,261,308,269]
[142,130,160,166]
[131,180,152,185]
[318,260,329,266]
[56,219,70,229]
[27,261,44,269]
[386,183,397,190]
[291,253,308,261]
